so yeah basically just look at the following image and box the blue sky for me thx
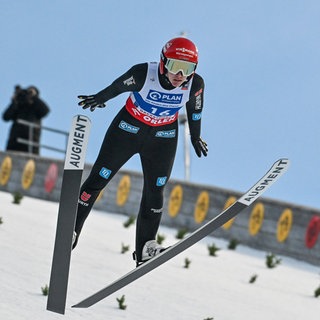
[1,0,320,208]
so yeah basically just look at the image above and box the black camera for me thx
[14,86,31,104]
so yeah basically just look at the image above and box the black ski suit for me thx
[74,62,206,261]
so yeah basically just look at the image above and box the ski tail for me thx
[72,158,290,309]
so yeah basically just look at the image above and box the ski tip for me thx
[238,158,290,206]
[276,158,290,166]
[272,158,290,173]
[74,114,92,123]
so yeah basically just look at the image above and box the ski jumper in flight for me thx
[74,37,208,265]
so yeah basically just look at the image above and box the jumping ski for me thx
[73,158,290,309]
[47,114,91,314]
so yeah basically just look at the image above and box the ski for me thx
[47,115,91,314]
[72,158,290,309]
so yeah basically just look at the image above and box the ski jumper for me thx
[74,62,205,261]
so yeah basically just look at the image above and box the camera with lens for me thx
[14,85,32,104]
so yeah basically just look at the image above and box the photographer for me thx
[2,85,50,155]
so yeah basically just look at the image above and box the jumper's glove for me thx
[191,137,208,157]
[78,95,106,112]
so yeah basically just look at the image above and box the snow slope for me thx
[0,191,319,320]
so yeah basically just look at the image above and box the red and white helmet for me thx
[160,37,198,77]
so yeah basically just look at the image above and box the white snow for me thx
[0,190,319,320]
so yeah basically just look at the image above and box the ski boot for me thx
[133,240,166,266]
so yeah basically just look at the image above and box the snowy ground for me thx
[0,191,319,320]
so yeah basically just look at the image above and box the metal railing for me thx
[16,119,68,155]
[178,111,191,181]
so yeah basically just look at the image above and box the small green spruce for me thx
[314,285,320,298]
[123,215,135,228]
[121,243,130,254]
[207,243,220,257]
[203,317,214,320]
[116,295,127,310]
[249,274,258,284]
[41,284,49,296]
[184,257,191,269]
[12,192,23,204]
[156,233,166,245]
[0,217,3,225]
[176,228,188,239]
[265,252,281,268]
[228,238,240,250]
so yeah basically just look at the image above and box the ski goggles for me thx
[165,58,196,76]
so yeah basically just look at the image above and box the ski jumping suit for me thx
[74,62,205,261]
